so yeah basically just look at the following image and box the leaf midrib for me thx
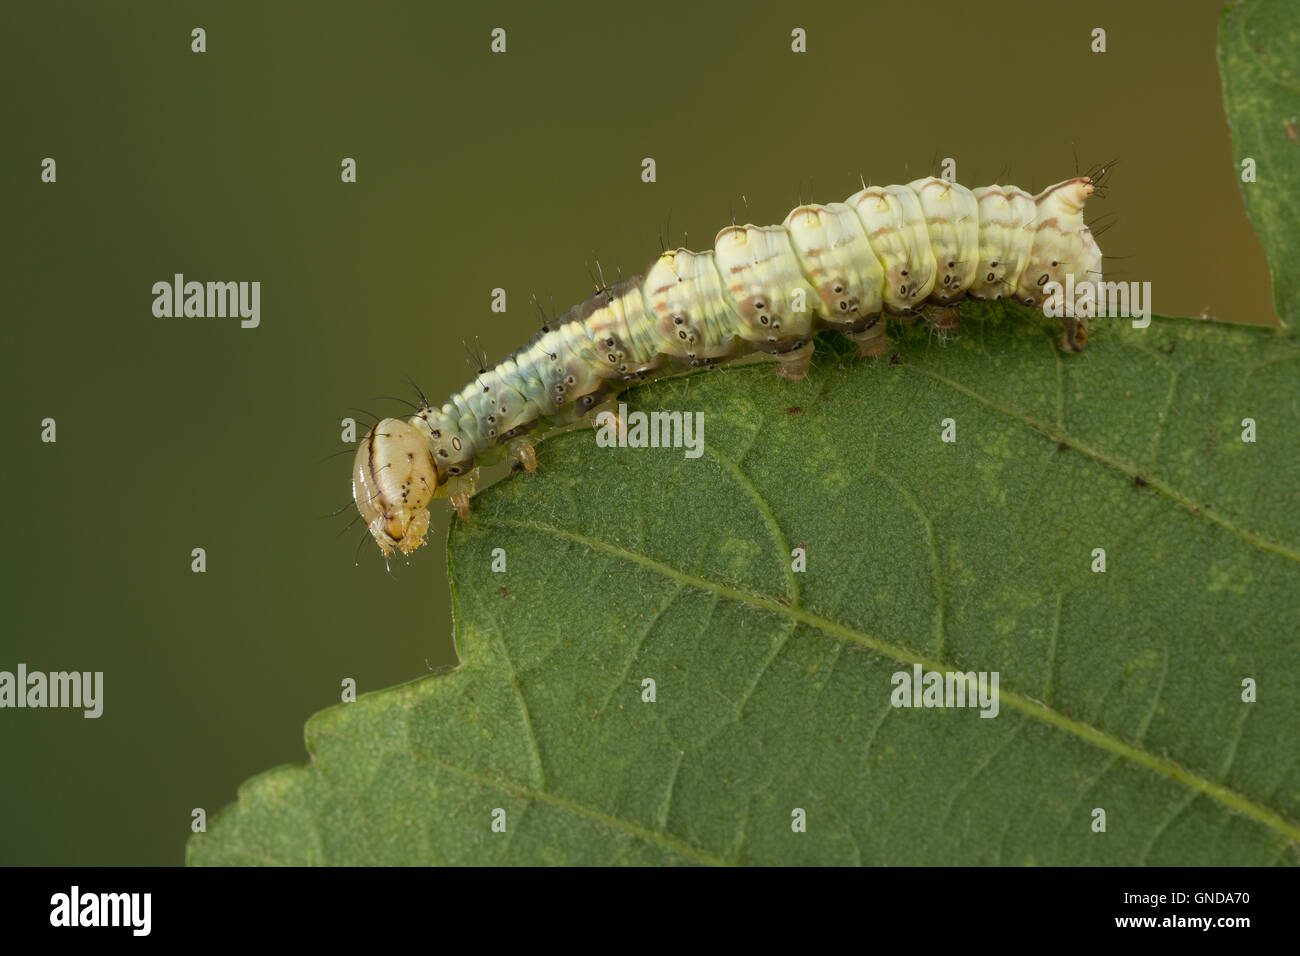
[476,516,1300,847]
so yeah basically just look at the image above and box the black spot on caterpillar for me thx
[352,172,1104,555]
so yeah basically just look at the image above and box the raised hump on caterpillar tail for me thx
[352,170,1104,554]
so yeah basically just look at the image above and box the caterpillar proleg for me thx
[352,172,1104,556]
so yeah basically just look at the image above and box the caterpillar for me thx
[352,171,1105,556]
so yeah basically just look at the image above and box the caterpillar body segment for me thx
[968,185,1038,301]
[353,173,1104,553]
[643,249,742,363]
[907,177,981,303]
[845,184,937,312]
[781,202,886,333]
[644,250,738,363]
[1015,177,1103,350]
[713,224,819,352]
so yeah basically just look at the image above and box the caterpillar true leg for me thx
[442,471,479,522]
[508,436,538,474]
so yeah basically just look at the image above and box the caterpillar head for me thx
[352,418,438,556]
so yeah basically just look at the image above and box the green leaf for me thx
[1219,0,1300,330]
[189,307,1300,865]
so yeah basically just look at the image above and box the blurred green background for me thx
[0,0,1278,865]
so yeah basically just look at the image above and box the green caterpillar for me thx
[352,172,1104,555]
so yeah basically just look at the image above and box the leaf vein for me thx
[905,365,1300,565]
[408,749,729,865]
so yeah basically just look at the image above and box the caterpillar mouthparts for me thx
[351,172,1106,555]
